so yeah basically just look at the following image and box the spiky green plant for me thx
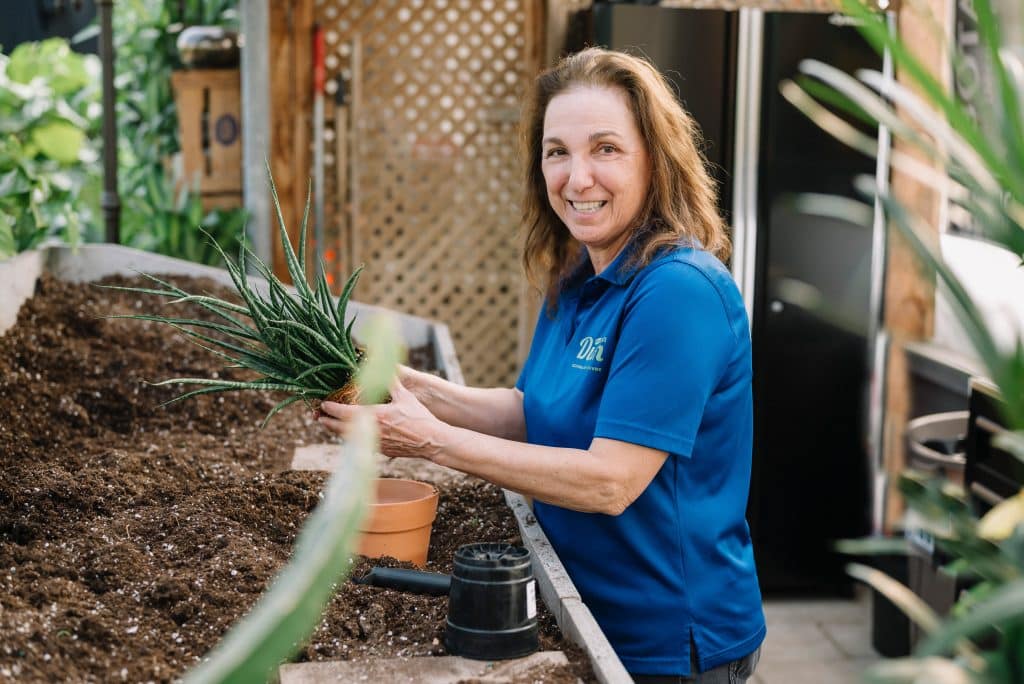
[106,166,368,425]
[782,0,1024,681]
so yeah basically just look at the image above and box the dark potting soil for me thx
[0,274,594,683]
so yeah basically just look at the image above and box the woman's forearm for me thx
[403,421,623,513]
[318,380,667,514]
[402,420,663,515]
[400,366,526,441]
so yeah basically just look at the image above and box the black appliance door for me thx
[749,12,881,594]
[590,3,738,219]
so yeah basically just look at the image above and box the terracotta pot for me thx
[357,478,439,567]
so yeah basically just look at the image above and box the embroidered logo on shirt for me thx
[571,336,606,372]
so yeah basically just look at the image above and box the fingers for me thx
[390,376,413,399]
[318,400,348,418]
[317,414,346,434]
[316,400,356,435]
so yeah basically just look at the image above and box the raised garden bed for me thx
[0,245,624,683]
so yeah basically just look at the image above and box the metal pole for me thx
[730,7,764,327]
[98,0,120,243]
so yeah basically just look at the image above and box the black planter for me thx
[871,553,911,657]
[445,542,539,660]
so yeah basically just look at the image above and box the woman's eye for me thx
[598,144,617,154]
[544,148,565,158]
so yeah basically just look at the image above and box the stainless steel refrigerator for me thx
[581,2,888,595]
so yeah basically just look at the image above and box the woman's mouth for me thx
[569,200,607,214]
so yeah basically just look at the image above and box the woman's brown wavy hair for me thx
[520,47,730,306]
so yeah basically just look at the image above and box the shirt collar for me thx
[563,238,642,291]
[596,240,642,286]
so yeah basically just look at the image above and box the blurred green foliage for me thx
[0,39,101,257]
[108,0,247,265]
[0,1,248,265]
[788,0,1024,681]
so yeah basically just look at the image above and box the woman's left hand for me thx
[317,379,445,461]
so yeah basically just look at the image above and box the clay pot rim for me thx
[362,478,439,534]
[371,477,438,506]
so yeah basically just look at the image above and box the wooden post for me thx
[882,0,949,532]
[269,0,314,284]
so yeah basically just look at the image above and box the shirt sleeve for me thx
[594,261,739,457]
[515,305,547,392]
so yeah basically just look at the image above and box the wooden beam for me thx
[269,0,313,284]
[882,0,949,532]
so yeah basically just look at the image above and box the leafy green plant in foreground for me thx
[784,0,1024,681]
[107,167,377,425]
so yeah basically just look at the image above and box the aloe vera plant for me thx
[783,0,1024,681]
[107,166,369,425]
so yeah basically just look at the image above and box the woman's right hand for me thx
[318,378,446,462]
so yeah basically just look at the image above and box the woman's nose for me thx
[568,158,595,192]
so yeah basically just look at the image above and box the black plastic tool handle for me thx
[354,567,451,596]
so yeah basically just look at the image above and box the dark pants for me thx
[631,645,761,684]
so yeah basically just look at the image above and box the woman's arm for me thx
[398,365,526,441]
[318,381,667,515]
[432,429,667,515]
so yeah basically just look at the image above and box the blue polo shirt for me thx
[516,242,765,676]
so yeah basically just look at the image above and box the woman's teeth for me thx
[571,200,605,213]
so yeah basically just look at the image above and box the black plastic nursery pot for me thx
[445,542,540,661]
[870,552,911,657]
[355,541,541,660]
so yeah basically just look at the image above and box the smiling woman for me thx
[540,86,651,273]
[317,47,765,683]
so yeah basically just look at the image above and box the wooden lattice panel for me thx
[311,0,541,387]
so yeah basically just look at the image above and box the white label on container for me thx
[527,579,537,619]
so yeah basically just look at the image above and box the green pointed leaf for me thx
[916,579,1024,658]
[858,178,1006,385]
[105,314,260,343]
[838,0,1021,200]
[153,378,306,394]
[862,656,976,684]
[973,0,1024,183]
[835,536,912,556]
[847,562,943,635]
[354,314,405,404]
[0,212,15,258]
[183,411,376,684]
[258,394,308,429]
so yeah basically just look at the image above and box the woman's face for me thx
[541,85,651,273]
